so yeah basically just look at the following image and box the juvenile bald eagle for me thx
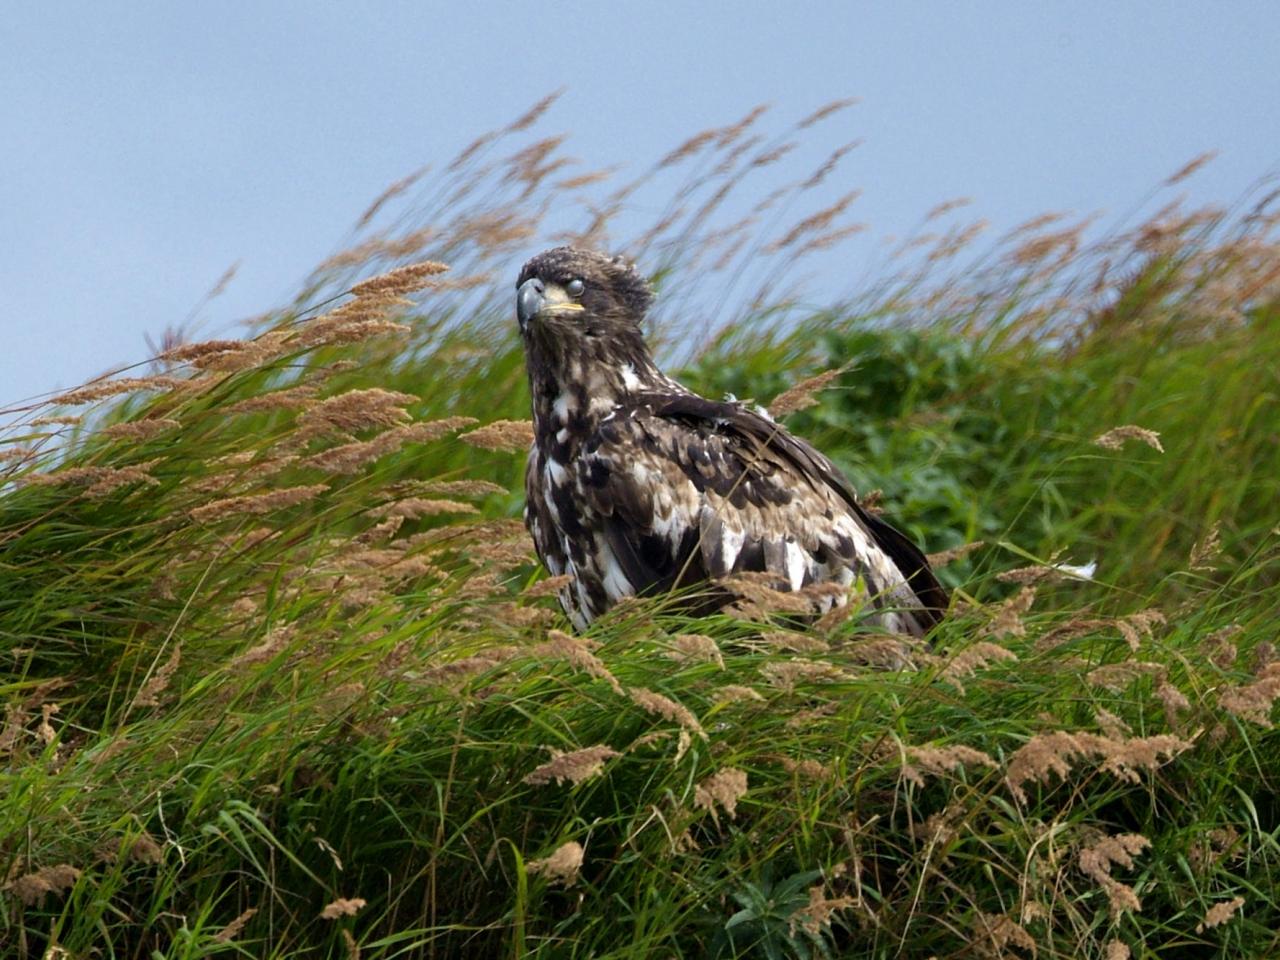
[517,247,947,635]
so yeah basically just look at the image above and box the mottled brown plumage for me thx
[516,246,947,634]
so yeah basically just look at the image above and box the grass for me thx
[2,96,1279,958]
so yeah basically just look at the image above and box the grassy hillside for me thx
[3,100,1279,958]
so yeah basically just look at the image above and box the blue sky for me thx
[3,2,1277,407]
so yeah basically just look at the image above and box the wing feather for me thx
[569,396,946,633]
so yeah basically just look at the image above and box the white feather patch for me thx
[720,523,746,571]
[784,539,807,591]
[552,393,575,421]
[598,544,635,602]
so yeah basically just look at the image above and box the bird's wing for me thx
[576,395,947,631]
[656,394,948,625]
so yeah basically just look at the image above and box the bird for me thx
[516,246,947,636]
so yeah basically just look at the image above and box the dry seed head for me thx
[24,460,161,498]
[767,191,861,251]
[524,744,621,786]
[458,419,535,452]
[418,649,518,687]
[1116,609,1166,652]
[778,757,830,780]
[537,630,623,694]
[901,744,998,788]
[30,414,82,427]
[1010,222,1087,266]
[750,141,797,167]
[996,564,1064,586]
[794,885,857,938]
[1165,150,1219,186]
[796,223,868,256]
[716,684,766,704]
[1218,662,1280,726]
[522,574,573,598]
[970,912,1036,958]
[230,626,296,670]
[319,897,366,920]
[1005,730,1190,803]
[1105,940,1131,960]
[628,686,705,737]
[507,88,563,132]
[36,703,58,744]
[191,484,328,523]
[1086,661,1165,692]
[847,636,914,670]
[369,497,479,520]
[0,705,24,757]
[694,767,748,824]
[723,571,816,616]
[356,163,430,228]
[302,419,474,474]
[213,908,258,944]
[760,658,844,692]
[101,418,180,441]
[982,587,1036,639]
[926,540,985,567]
[132,644,182,709]
[1190,522,1224,571]
[940,641,1018,693]
[8,864,82,907]
[1093,424,1165,453]
[669,633,725,668]
[127,832,164,865]
[299,388,417,435]
[1197,896,1244,932]
[927,219,989,262]
[526,840,583,887]
[715,103,770,147]
[1077,833,1150,918]
[925,197,974,221]
[555,167,616,190]
[52,375,186,406]
[294,308,411,349]
[768,365,849,417]
[797,96,860,128]
[161,338,247,364]
[1154,679,1191,726]
[350,260,449,298]
[658,128,720,167]
[1034,617,1113,651]
[482,602,555,629]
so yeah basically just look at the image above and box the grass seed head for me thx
[458,419,535,452]
[1077,833,1150,918]
[1197,896,1244,932]
[350,260,449,297]
[693,767,748,824]
[319,897,366,920]
[8,864,82,907]
[526,840,583,887]
[524,744,621,786]
[1093,424,1165,453]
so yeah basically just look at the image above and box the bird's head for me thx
[515,246,654,346]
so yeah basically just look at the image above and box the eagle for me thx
[516,246,947,636]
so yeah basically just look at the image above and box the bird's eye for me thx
[565,278,585,298]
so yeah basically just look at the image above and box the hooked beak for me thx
[517,278,583,332]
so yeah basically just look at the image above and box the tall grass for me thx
[2,95,1279,958]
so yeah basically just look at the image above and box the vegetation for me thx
[3,96,1279,958]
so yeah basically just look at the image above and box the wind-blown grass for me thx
[2,97,1279,958]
